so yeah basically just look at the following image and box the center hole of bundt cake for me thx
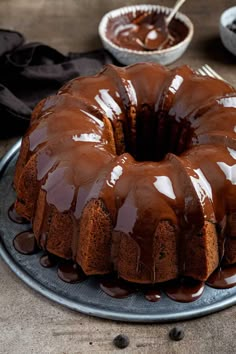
[120,106,193,162]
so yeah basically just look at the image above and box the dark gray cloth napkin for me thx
[0,29,118,137]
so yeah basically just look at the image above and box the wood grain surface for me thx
[0,1,236,353]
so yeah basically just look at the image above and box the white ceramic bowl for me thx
[219,6,236,56]
[98,4,194,65]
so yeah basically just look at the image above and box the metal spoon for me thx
[137,0,187,51]
[166,0,186,27]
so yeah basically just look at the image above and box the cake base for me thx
[1,141,236,322]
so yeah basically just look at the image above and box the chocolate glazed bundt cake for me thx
[13,63,236,284]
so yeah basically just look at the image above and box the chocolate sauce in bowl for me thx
[13,230,39,255]
[107,11,188,51]
[164,278,205,303]
[206,265,236,289]
[8,203,30,224]
[227,19,236,34]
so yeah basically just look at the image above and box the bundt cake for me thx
[13,62,236,284]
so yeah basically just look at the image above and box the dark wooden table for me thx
[0,1,236,353]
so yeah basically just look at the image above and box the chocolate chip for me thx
[169,327,185,341]
[113,334,130,349]
[227,19,236,33]
[228,25,236,33]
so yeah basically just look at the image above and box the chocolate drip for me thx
[144,287,161,302]
[57,261,86,283]
[40,254,58,268]
[9,232,236,301]
[99,275,136,298]
[206,265,236,289]
[13,231,39,255]
[8,204,30,224]
[164,278,205,303]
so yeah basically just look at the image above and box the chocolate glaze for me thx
[8,203,30,224]
[164,278,205,303]
[107,11,189,51]
[57,261,86,283]
[206,265,236,289]
[144,287,161,302]
[99,275,136,298]
[13,230,39,255]
[40,254,58,268]
[11,229,236,301]
[13,63,236,285]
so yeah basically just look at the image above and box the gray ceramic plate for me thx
[0,140,236,322]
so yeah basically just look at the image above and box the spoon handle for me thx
[166,0,186,26]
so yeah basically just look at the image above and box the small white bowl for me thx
[98,4,194,65]
[219,6,236,56]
